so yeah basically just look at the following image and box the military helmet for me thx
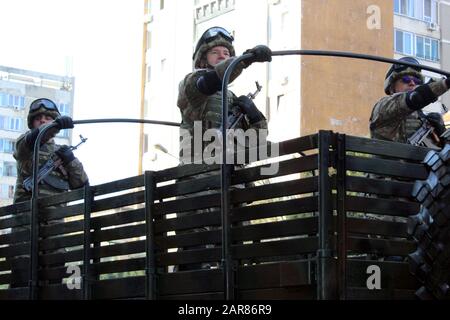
[27,98,61,129]
[384,56,424,95]
[192,26,235,69]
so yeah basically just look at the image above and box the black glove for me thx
[425,112,446,136]
[235,96,265,124]
[25,128,40,148]
[243,45,272,67]
[406,84,438,110]
[55,145,75,164]
[54,116,74,130]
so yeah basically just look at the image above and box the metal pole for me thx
[82,182,92,300]
[317,130,335,300]
[220,53,253,300]
[144,171,157,300]
[336,134,347,300]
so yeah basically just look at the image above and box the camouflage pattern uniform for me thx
[174,35,268,271]
[13,132,88,203]
[370,78,449,145]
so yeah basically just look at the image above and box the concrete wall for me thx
[301,0,393,137]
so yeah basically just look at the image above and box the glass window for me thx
[7,118,23,131]
[0,93,7,106]
[424,38,432,60]
[4,162,16,177]
[394,0,401,14]
[0,116,4,130]
[431,39,439,61]
[424,0,431,21]
[404,32,413,55]
[0,184,9,199]
[416,35,425,58]
[395,30,403,53]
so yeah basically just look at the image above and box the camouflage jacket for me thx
[370,79,449,144]
[177,57,268,164]
[13,132,88,203]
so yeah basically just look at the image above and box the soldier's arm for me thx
[65,158,88,190]
[14,133,33,161]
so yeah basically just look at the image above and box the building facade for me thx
[0,66,74,206]
[139,0,449,172]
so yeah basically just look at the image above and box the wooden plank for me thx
[0,212,30,230]
[347,236,416,256]
[154,177,318,216]
[157,218,317,250]
[156,197,317,234]
[346,218,407,238]
[346,176,414,199]
[0,201,30,218]
[91,190,145,213]
[346,260,419,290]
[92,175,144,197]
[238,286,315,300]
[346,195,420,217]
[91,276,145,299]
[0,257,29,273]
[34,188,84,208]
[0,229,29,245]
[346,135,430,161]
[346,155,428,180]
[157,237,318,266]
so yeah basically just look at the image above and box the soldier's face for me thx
[393,75,419,93]
[206,46,231,67]
[33,114,54,128]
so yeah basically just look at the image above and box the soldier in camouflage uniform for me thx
[368,58,450,260]
[370,56,449,147]
[10,98,88,287]
[175,27,271,271]
[14,98,88,202]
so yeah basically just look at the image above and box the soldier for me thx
[370,56,449,148]
[174,27,271,271]
[14,98,88,202]
[177,26,271,164]
[10,98,88,288]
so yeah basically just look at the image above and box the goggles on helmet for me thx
[29,98,60,114]
[194,27,234,56]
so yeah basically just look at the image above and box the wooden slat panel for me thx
[92,175,144,196]
[347,237,416,256]
[0,288,29,300]
[346,176,414,199]
[346,218,407,238]
[346,196,420,217]
[346,135,430,161]
[347,155,428,180]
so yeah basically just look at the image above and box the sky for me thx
[0,0,144,185]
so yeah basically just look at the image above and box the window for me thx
[395,30,413,55]
[0,139,15,153]
[394,0,438,23]
[7,118,23,131]
[395,29,439,62]
[58,103,70,116]
[0,93,25,109]
[3,162,16,177]
[0,184,13,199]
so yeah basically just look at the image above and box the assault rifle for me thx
[23,135,88,192]
[407,105,448,148]
[223,81,263,131]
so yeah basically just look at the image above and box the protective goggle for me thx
[400,75,423,85]
[194,27,234,56]
[391,57,422,74]
[29,98,60,114]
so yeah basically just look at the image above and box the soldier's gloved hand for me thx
[235,96,265,124]
[242,45,272,67]
[406,84,438,110]
[54,116,74,130]
[25,128,40,148]
[425,112,446,136]
[55,145,75,164]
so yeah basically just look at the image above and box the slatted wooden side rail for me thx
[0,134,321,299]
[337,134,431,300]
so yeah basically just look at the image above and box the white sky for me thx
[0,0,144,185]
